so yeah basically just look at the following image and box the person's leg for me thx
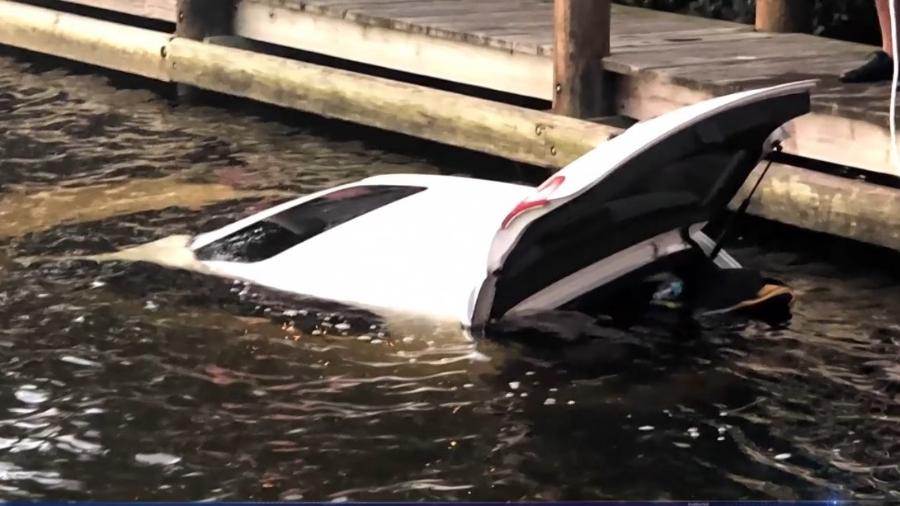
[841,0,896,83]
[879,0,896,56]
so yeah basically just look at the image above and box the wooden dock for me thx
[3,0,900,252]
[45,0,900,177]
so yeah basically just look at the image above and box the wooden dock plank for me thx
[605,34,873,74]
[234,0,553,97]
[56,0,175,21]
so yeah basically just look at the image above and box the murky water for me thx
[0,48,898,501]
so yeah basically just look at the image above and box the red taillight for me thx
[501,198,549,229]
[500,175,565,229]
[536,174,566,193]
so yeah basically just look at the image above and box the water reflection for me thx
[0,47,898,501]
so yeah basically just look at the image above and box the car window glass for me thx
[195,185,425,262]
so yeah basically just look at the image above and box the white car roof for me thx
[195,175,532,324]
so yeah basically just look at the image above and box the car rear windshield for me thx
[194,185,425,263]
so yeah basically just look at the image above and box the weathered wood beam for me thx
[165,38,619,168]
[755,0,812,33]
[0,0,170,80]
[739,162,900,251]
[552,0,611,118]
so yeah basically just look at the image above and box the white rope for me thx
[890,0,900,173]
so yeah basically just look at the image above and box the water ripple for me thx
[0,47,899,501]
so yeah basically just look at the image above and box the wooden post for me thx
[175,0,234,99]
[552,0,611,118]
[755,0,812,33]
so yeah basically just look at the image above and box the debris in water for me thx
[402,336,414,343]
[717,436,725,442]
[544,398,556,405]
[774,453,791,461]
[508,381,520,390]
[567,400,575,405]
[90,280,106,288]
[638,425,654,431]
[144,300,159,311]
[56,434,103,454]
[15,386,48,404]
[60,355,100,368]
[463,383,474,389]
[134,453,181,466]
[370,339,383,344]
[673,442,691,449]
[525,371,536,376]
[72,316,85,324]
[334,323,351,331]
[357,335,372,341]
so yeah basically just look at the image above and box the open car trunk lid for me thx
[470,81,814,328]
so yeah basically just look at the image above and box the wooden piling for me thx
[552,0,611,118]
[755,0,812,33]
[175,0,234,99]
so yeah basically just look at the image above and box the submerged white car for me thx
[188,81,812,329]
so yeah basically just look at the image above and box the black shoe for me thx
[841,51,894,83]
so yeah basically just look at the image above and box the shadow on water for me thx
[0,45,898,501]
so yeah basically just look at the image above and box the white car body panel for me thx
[188,81,814,328]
